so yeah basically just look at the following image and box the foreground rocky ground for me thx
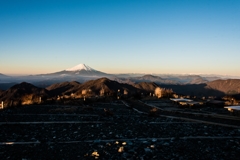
[0,99,240,159]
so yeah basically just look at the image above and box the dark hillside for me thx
[0,82,49,106]
[46,81,81,96]
[206,79,240,95]
[161,84,225,97]
[68,77,139,96]
[134,82,159,92]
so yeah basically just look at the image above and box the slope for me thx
[206,79,240,95]
[46,81,81,96]
[67,77,139,96]
[0,82,49,106]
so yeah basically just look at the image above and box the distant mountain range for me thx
[0,73,11,82]
[0,63,240,91]
[46,77,157,97]
[206,79,240,95]
[1,76,240,107]
[0,78,159,107]
[41,64,109,77]
[110,74,210,86]
[46,81,81,96]
[161,79,240,97]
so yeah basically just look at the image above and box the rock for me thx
[127,149,135,154]
[91,151,100,157]
[106,142,111,146]
[152,138,157,142]
[127,141,133,146]
[122,152,132,158]
[144,148,152,153]
[118,146,124,153]
[94,140,101,144]
[150,145,155,148]
[163,142,169,146]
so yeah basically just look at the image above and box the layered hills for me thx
[0,73,9,78]
[161,79,240,97]
[46,81,81,96]
[1,77,240,107]
[0,78,159,107]
[0,82,49,106]
[1,64,240,102]
[46,78,157,97]
[0,64,223,86]
[129,75,178,84]
[0,73,12,83]
[206,79,240,95]
[134,82,159,92]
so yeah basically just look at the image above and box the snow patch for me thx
[66,64,96,71]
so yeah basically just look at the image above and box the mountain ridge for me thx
[1,64,240,88]
[1,78,240,107]
[0,82,49,106]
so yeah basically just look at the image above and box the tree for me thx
[155,87,162,98]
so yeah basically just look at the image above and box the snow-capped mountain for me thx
[0,63,230,90]
[43,63,108,77]
[66,64,96,72]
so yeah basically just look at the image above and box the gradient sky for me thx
[0,0,239,76]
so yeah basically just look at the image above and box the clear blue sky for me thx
[0,0,239,76]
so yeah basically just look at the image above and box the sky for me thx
[0,0,240,76]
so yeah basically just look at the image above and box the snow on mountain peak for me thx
[66,64,96,71]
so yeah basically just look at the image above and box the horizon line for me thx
[2,72,240,78]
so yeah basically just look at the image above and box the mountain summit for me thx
[63,63,107,76]
[66,64,96,71]
[41,63,108,77]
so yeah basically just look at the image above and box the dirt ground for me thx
[0,99,240,159]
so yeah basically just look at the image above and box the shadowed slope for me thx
[134,82,159,92]
[131,75,178,84]
[46,81,81,96]
[0,82,49,106]
[206,79,240,95]
[160,84,225,97]
[67,77,139,96]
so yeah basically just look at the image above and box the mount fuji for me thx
[11,64,111,87]
[65,64,96,72]
[0,63,228,90]
[43,63,109,77]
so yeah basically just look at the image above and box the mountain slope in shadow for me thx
[0,82,49,106]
